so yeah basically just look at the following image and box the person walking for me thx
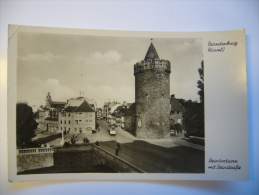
[115,142,121,156]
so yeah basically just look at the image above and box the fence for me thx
[17,147,54,155]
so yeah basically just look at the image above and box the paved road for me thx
[99,140,204,173]
[32,120,205,173]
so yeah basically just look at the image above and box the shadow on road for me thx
[33,133,61,144]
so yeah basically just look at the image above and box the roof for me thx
[52,101,66,105]
[64,100,95,113]
[45,117,58,121]
[125,103,133,108]
[170,97,184,112]
[51,101,66,111]
[144,42,160,61]
[124,103,136,116]
[73,100,95,112]
[64,106,77,112]
[111,106,123,116]
[117,107,126,116]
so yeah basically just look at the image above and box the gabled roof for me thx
[112,106,127,116]
[64,106,77,112]
[73,100,95,112]
[124,103,136,116]
[125,103,133,108]
[170,97,184,112]
[117,107,126,116]
[144,42,160,61]
[111,105,123,116]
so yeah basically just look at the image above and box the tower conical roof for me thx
[144,42,160,61]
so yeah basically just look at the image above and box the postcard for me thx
[8,25,248,182]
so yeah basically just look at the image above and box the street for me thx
[31,120,204,173]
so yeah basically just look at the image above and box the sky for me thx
[17,31,203,109]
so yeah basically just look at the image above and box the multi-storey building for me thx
[66,97,97,111]
[59,100,96,134]
[36,92,66,132]
[170,94,184,125]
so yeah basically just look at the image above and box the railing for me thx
[17,147,54,155]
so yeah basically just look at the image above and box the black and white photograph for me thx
[14,26,204,175]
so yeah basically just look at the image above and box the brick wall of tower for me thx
[135,68,171,139]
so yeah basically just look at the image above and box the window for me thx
[75,120,78,124]
[69,120,70,124]
[89,120,92,122]
[60,120,62,124]
[65,120,66,124]
[68,113,70,117]
[79,113,82,115]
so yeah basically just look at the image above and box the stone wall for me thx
[53,145,94,171]
[17,153,53,173]
[135,69,171,139]
[17,144,144,173]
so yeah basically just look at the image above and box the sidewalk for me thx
[146,136,204,151]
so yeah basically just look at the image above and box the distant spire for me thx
[144,40,159,61]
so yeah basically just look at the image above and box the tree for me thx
[16,102,38,148]
[178,60,205,138]
[197,60,204,103]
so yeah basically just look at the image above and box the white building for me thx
[59,100,96,134]
[66,97,97,111]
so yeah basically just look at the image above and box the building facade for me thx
[124,103,136,135]
[36,92,66,132]
[134,42,171,139]
[170,94,184,125]
[59,100,96,134]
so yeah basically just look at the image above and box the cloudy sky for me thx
[17,31,203,109]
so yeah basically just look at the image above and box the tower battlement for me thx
[134,59,171,75]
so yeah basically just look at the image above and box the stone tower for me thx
[46,92,52,108]
[134,41,171,139]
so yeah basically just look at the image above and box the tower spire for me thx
[144,40,159,61]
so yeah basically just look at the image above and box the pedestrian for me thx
[115,142,121,156]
